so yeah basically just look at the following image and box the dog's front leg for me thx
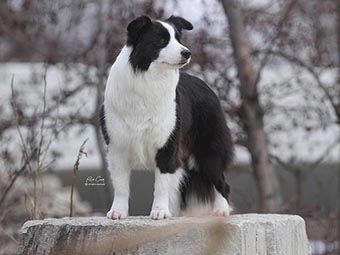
[150,168,172,220]
[106,149,131,220]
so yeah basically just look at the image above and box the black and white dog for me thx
[101,15,233,220]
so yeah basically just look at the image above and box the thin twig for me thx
[70,138,88,217]
[0,224,18,244]
[33,72,48,219]
[10,76,38,219]
[0,155,33,209]
[265,49,339,120]
[37,73,48,170]
[270,136,340,174]
[253,0,299,87]
[10,76,33,174]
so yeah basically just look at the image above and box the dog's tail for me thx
[179,169,215,216]
[178,158,231,216]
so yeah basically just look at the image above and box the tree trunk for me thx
[336,0,340,246]
[220,0,282,212]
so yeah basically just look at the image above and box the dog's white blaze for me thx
[155,21,190,67]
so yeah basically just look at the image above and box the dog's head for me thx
[126,15,193,72]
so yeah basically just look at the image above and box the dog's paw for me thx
[212,193,232,217]
[150,209,172,220]
[212,203,233,217]
[106,209,128,220]
[212,209,230,217]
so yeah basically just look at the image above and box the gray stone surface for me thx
[18,214,311,255]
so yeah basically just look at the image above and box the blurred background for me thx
[0,0,339,254]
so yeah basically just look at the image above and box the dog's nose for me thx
[181,50,191,60]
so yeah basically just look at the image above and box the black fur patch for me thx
[156,72,234,206]
[127,18,170,72]
[100,104,110,145]
[155,124,181,174]
[165,15,193,40]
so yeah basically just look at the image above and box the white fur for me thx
[168,168,186,215]
[105,22,190,220]
[180,188,232,217]
[180,194,212,217]
[187,154,197,170]
[105,46,178,170]
[213,188,233,216]
[151,167,186,219]
[150,168,172,219]
[106,149,130,219]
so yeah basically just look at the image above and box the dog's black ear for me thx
[127,16,152,45]
[127,16,152,34]
[166,15,193,32]
[126,16,152,45]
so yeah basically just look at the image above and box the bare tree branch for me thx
[70,138,88,217]
[266,49,340,121]
[0,154,33,209]
[221,0,282,212]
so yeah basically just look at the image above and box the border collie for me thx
[101,15,233,220]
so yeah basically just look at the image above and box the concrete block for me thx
[18,214,311,255]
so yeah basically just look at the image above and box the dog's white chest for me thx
[104,48,178,169]
[123,96,176,168]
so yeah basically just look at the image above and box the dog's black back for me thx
[155,72,233,208]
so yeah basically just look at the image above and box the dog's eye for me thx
[158,38,168,46]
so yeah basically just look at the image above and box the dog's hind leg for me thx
[150,167,186,219]
[195,154,232,216]
[168,168,186,216]
[212,186,232,216]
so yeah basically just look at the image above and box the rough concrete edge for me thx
[19,214,312,255]
[20,214,309,236]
